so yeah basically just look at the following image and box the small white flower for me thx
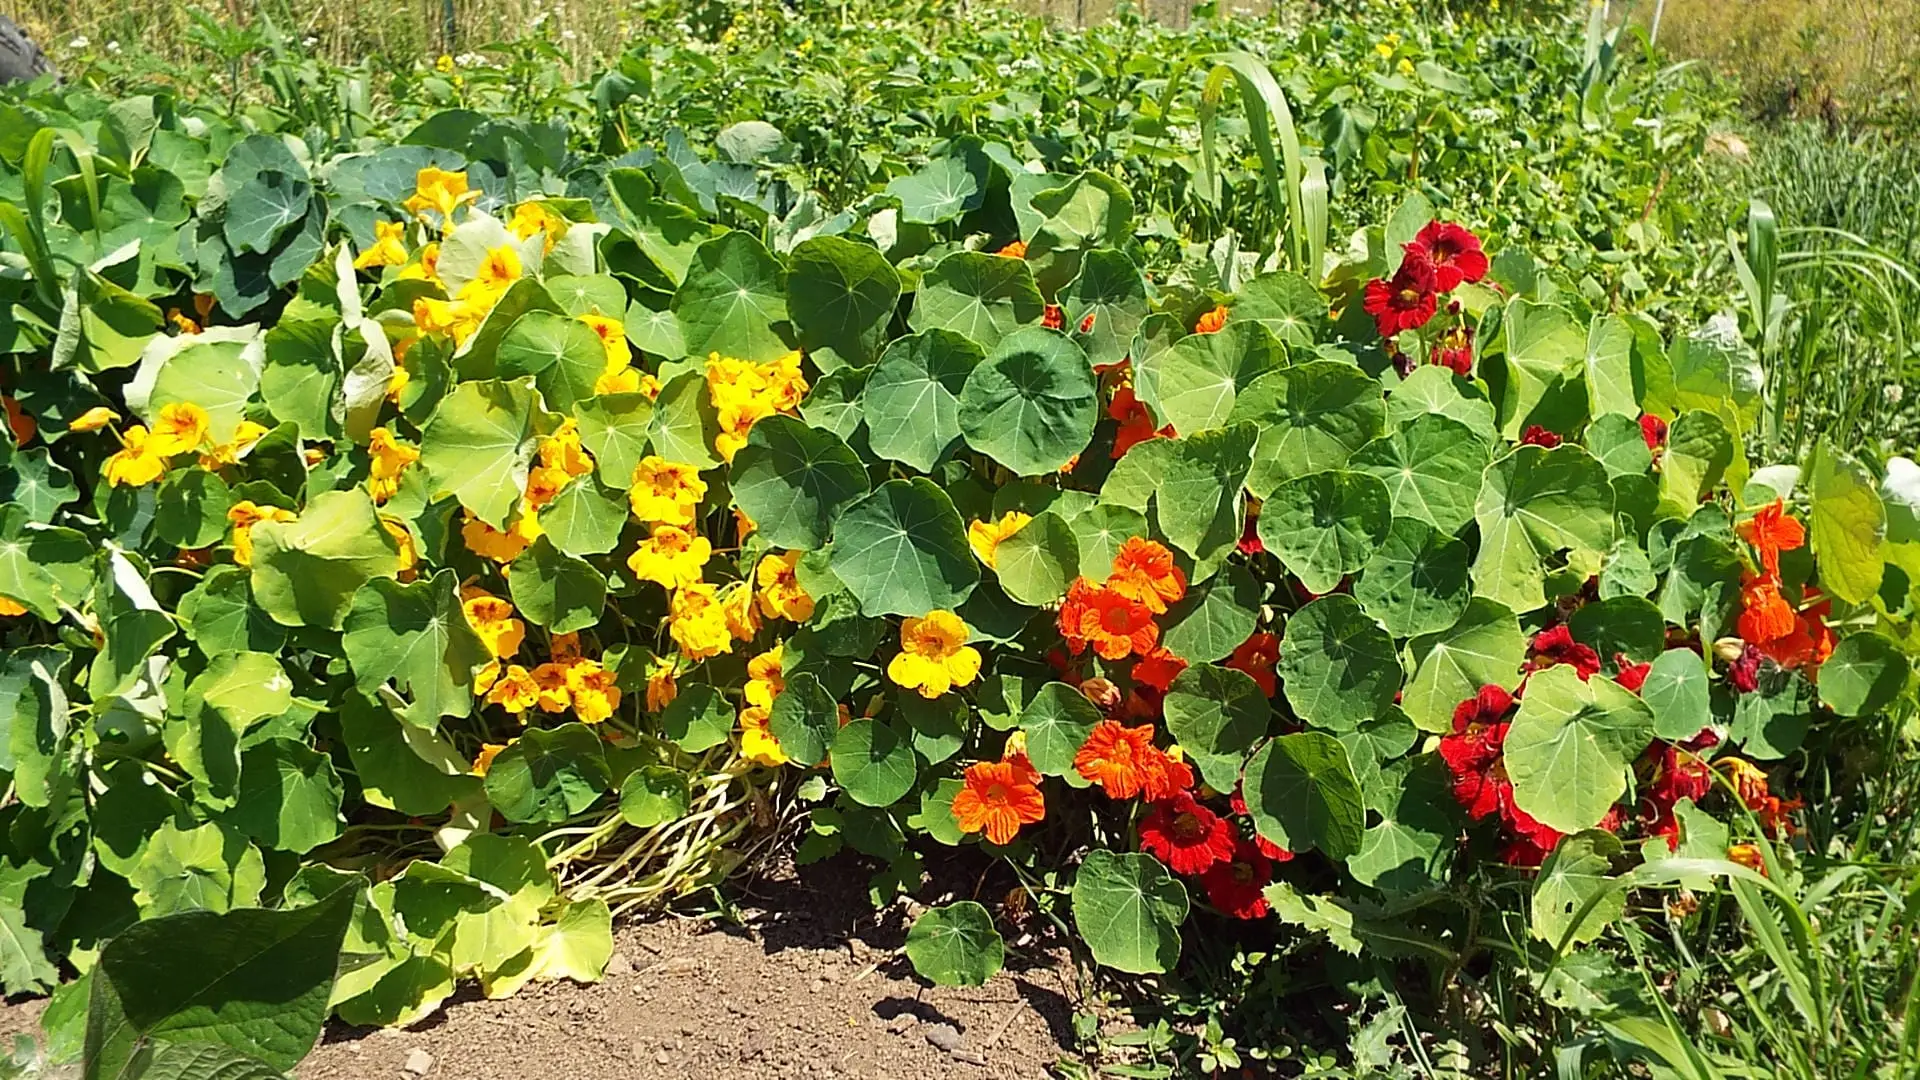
[106,40,121,54]
[67,35,89,50]
[1467,107,1499,124]
[1887,383,1906,405]
[561,28,577,40]
[1632,116,1662,129]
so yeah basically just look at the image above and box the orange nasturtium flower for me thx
[952,756,1046,845]
[0,595,28,617]
[627,523,712,590]
[471,741,511,777]
[995,239,1027,259]
[1074,720,1193,801]
[3,396,34,445]
[1194,304,1229,334]
[646,657,679,712]
[226,501,297,566]
[629,456,708,526]
[1738,499,1805,579]
[1106,537,1187,614]
[1080,584,1160,660]
[103,425,169,487]
[967,511,1031,570]
[461,508,542,563]
[530,662,573,712]
[755,552,815,622]
[669,581,735,661]
[1737,571,1797,646]
[354,219,410,270]
[887,610,983,699]
[485,664,541,714]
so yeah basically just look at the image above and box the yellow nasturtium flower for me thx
[467,244,523,298]
[565,658,620,723]
[199,420,270,469]
[404,166,473,226]
[887,610,983,700]
[461,592,526,660]
[472,740,511,777]
[530,661,573,712]
[0,596,28,617]
[460,508,542,563]
[395,242,442,285]
[744,644,785,709]
[578,314,632,372]
[354,219,410,270]
[627,524,712,590]
[508,201,565,253]
[227,501,297,566]
[968,511,1032,570]
[754,551,814,622]
[103,425,168,487]
[68,406,121,433]
[646,657,679,712]
[739,705,788,767]
[366,427,420,504]
[628,456,707,526]
[148,401,210,457]
[720,580,758,642]
[668,581,734,661]
[485,664,540,714]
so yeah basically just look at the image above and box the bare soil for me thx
[2,856,1083,1080]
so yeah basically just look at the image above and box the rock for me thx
[653,1050,672,1066]
[923,1023,964,1054]
[886,1013,920,1035]
[402,1048,434,1076]
[605,952,633,977]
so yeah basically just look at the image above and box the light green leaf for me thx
[1276,596,1400,733]
[1640,648,1712,740]
[1017,681,1102,777]
[908,251,1044,350]
[958,327,1097,476]
[830,719,918,808]
[862,329,982,473]
[787,235,901,368]
[730,415,869,550]
[1402,598,1527,732]
[673,232,791,363]
[1161,563,1261,664]
[342,570,487,727]
[1353,517,1471,637]
[1497,298,1589,439]
[1532,830,1625,945]
[828,478,979,617]
[222,739,344,855]
[660,685,733,752]
[1257,470,1392,595]
[1236,360,1386,497]
[619,766,692,828]
[495,311,607,414]
[508,536,607,634]
[419,378,559,530]
[1808,442,1885,605]
[573,392,653,487]
[1070,851,1187,975]
[1156,424,1257,567]
[1472,444,1615,615]
[1134,320,1285,436]
[767,671,838,767]
[1818,632,1908,718]
[905,902,1004,987]
[483,724,611,825]
[1163,664,1270,790]
[1505,666,1654,834]
[993,510,1078,606]
[1658,410,1734,517]
[1349,413,1489,533]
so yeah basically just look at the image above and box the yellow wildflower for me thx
[508,202,565,253]
[668,582,734,661]
[461,508,542,563]
[530,661,573,712]
[887,610,982,699]
[539,419,594,479]
[739,707,787,766]
[968,511,1032,570]
[754,551,814,622]
[579,314,633,373]
[740,705,788,767]
[566,658,620,723]
[627,524,712,590]
[472,741,510,777]
[468,244,523,299]
[628,456,707,526]
[486,664,540,714]
[462,593,526,659]
[68,406,120,433]
[744,644,785,709]
[720,580,758,642]
[148,401,209,457]
[199,420,270,469]
[404,166,473,226]
[396,242,442,285]
[168,309,202,335]
[0,596,27,617]
[227,500,297,566]
[354,219,410,271]
[103,425,169,487]
[367,427,420,504]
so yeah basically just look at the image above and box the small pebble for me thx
[924,1023,964,1054]
[654,1050,672,1066]
[605,952,633,977]
[403,1048,434,1076]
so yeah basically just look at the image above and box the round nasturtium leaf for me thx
[828,478,979,617]
[1071,503,1147,574]
[573,392,653,487]
[672,231,791,364]
[1242,732,1365,860]
[993,510,1079,606]
[1059,248,1149,371]
[154,468,233,550]
[1585,412,1655,479]
[1236,360,1387,497]
[1353,517,1471,638]
[1818,631,1909,718]
[862,329,983,473]
[250,489,403,631]
[508,537,607,634]
[786,235,901,369]
[1163,664,1270,791]
[660,684,733,753]
[1658,409,1735,518]
[1808,443,1886,607]
[1472,444,1616,616]
[1349,413,1490,533]
[830,719,919,808]
[908,250,1044,349]
[729,415,869,551]
[1257,470,1392,596]
[495,310,606,412]
[1639,648,1712,740]
[1161,563,1262,664]
[958,327,1098,476]
[1345,756,1455,895]
[1531,829,1624,946]
[419,377,559,530]
[341,569,488,728]
[1505,665,1655,835]
[1276,596,1400,733]
[226,738,345,855]
[1566,595,1665,665]
[618,766,692,828]
[1401,597,1527,733]
[905,902,1005,987]
[1070,850,1188,975]
[1388,363,1499,442]
[767,671,838,767]
[1017,682,1102,778]
[483,724,612,825]
[1133,319,1286,436]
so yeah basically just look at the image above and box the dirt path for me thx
[299,863,1080,1080]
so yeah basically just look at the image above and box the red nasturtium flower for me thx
[1722,757,1805,838]
[1614,654,1652,693]
[1729,641,1764,693]
[1230,786,1294,863]
[1109,384,1173,458]
[951,755,1045,845]
[1237,499,1265,555]
[1439,685,1518,820]
[1739,498,1806,579]
[1639,413,1669,451]
[1200,836,1274,919]
[1042,304,1064,330]
[1131,646,1188,694]
[1108,537,1187,614]
[1640,730,1718,850]
[1138,791,1236,875]
[1527,625,1601,680]
[1430,323,1474,377]
[1519,425,1563,449]
[1406,220,1490,291]
[1226,631,1280,696]
[1362,251,1439,338]
[1075,720,1190,800]
[1194,304,1229,335]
